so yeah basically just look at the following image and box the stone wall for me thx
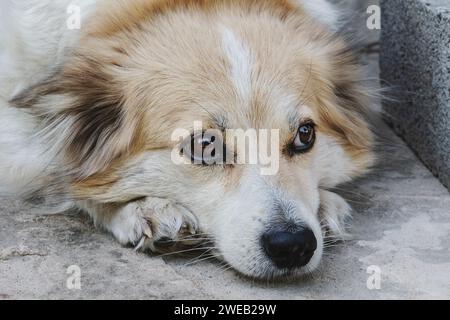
[380,0,450,189]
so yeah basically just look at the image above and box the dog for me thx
[0,0,375,279]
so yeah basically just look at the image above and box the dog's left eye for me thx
[181,132,224,165]
[292,123,316,153]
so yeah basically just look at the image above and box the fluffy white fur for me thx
[0,0,95,196]
[297,0,342,31]
[221,26,253,104]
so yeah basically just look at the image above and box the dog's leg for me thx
[80,198,200,253]
[319,190,352,239]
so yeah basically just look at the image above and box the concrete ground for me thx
[1,0,449,300]
[1,119,449,300]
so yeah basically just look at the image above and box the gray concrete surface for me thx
[1,121,449,300]
[0,115,450,299]
[1,0,449,300]
[380,0,450,189]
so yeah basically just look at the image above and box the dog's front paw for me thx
[107,198,201,253]
[319,190,352,240]
[136,198,201,253]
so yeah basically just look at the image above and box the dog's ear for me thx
[315,43,376,173]
[10,55,140,179]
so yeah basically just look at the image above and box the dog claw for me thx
[143,225,153,239]
[134,237,146,251]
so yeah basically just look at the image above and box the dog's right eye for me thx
[180,133,225,165]
[291,123,316,154]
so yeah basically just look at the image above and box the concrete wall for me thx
[380,0,450,189]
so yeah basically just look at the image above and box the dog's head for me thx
[13,0,374,279]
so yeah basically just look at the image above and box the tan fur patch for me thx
[87,0,298,38]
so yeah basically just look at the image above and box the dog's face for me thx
[13,0,374,279]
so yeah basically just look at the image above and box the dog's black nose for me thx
[262,229,317,269]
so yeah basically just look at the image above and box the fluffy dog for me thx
[0,0,375,279]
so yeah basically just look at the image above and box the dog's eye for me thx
[181,132,224,165]
[292,123,316,153]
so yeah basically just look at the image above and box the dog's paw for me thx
[136,198,201,253]
[319,190,352,240]
[109,198,201,253]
